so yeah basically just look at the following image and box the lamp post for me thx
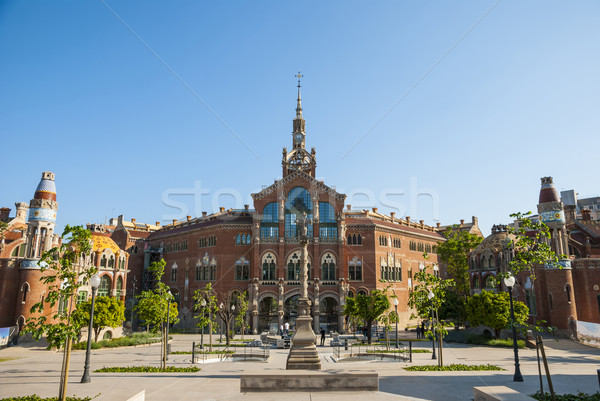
[428,290,437,360]
[165,289,171,360]
[231,304,236,339]
[393,298,399,348]
[200,299,206,349]
[503,275,524,382]
[81,274,101,383]
[219,302,224,343]
[131,276,137,331]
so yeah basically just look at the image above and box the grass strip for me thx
[0,396,92,401]
[404,363,504,371]
[95,366,200,373]
[530,391,600,401]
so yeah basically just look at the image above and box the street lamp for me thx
[231,304,236,339]
[81,274,101,383]
[219,303,224,343]
[428,290,437,360]
[503,275,524,382]
[200,299,206,349]
[131,276,137,331]
[165,289,172,360]
[393,298,399,348]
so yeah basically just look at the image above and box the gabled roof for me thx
[251,169,345,201]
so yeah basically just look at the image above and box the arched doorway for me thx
[319,297,339,332]
[258,297,278,333]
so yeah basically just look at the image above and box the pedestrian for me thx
[284,321,290,336]
[416,325,421,339]
[421,321,425,336]
[320,328,326,346]
[280,323,284,337]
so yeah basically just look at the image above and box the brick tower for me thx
[15,172,59,327]
[536,176,577,334]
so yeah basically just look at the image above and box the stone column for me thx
[286,213,321,370]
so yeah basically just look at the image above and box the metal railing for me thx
[332,342,409,362]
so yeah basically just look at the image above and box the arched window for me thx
[472,275,480,289]
[319,202,337,238]
[260,202,279,238]
[484,275,495,289]
[245,234,251,245]
[235,257,249,281]
[262,253,276,281]
[284,187,313,238]
[481,255,488,269]
[236,234,241,245]
[98,275,111,297]
[171,262,178,282]
[349,257,362,281]
[548,293,554,311]
[357,234,362,245]
[489,255,495,268]
[108,255,114,268]
[21,282,30,303]
[287,252,310,280]
[565,283,572,303]
[116,276,123,298]
[322,253,336,281]
[100,255,107,268]
[357,289,367,296]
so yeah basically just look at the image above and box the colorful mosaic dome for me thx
[539,176,559,204]
[91,233,121,255]
[34,172,57,202]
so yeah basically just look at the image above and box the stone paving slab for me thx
[0,334,599,401]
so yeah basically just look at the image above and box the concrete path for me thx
[0,334,599,400]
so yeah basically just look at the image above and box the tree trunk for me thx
[94,327,100,343]
[366,320,373,344]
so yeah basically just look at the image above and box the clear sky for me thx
[1,1,599,236]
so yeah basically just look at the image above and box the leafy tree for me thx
[437,225,482,298]
[344,289,390,343]
[193,283,218,351]
[134,259,179,332]
[438,290,467,327]
[467,290,529,339]
[23,225,94,401]
[234,291,249,340]
[73,296,125,342]
[508,211,566,278]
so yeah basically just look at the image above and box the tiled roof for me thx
[91,233,121,254]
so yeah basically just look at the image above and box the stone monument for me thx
[286,212,321,370]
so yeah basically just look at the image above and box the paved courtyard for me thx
[0,334,599,400]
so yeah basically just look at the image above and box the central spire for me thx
[295,71,303,118]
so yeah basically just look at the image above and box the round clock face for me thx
[295,134,303,142]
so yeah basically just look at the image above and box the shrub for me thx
[72,333,161,350]
[95,366,199,373]
[0,396,92,401]
[404,363,504,371]
[530,391,600,401]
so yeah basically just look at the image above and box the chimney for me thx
[436,222,441,228]
[419,220,424,228]
[347,205,352,210]
[0,207,10,222]
[390,212,395,219]
[155,221,161,226]
[172,219,177,225]
[131,218,136,224]
[202,211,207,217]
[372,207,378,213]
[472,216,478,226]
[219,207,225,213]
[582,209,592,221]
[244,204,249,210]
[406,216,411,224]
[460,219,464,226]
[187,215,191,221]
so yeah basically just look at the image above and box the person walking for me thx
[416,325,421,339]
[280,324,284,337]
[320,328,326,346]
[284,321,290,336]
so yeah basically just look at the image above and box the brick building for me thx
[0,173,131,335]
[126,83,444,334]
[469,176,600,337]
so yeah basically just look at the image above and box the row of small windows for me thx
[196,265,216,281]
[408,241,437,253]
[347,233,362,245]
[198,236,217,248]
[470,253,512,270]
[377,235,403,248]
[381,266,402,282]
[100,255,126,269]
[236,234,251,245]
[165,241,188,253]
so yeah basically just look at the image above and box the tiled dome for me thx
[34,172,56,201]
[539,176,559,204]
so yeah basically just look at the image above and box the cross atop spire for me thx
[296,71,303,87]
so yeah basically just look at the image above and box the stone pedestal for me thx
[286,297,321,370]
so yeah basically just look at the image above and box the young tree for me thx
[24,225,94,401]
[217,293,238,346]
[234,291,249,340]
[134,259,179,332]
[407,257,453,366]
[343,289,391,343]
[438,290,467,327]
[467,290,529,339]
[193,283,218,351]
[72,296,125,342]
[437,225,482,298]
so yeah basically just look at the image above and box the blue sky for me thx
[1,1,599,236]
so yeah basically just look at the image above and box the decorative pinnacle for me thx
[295,71,303,118]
